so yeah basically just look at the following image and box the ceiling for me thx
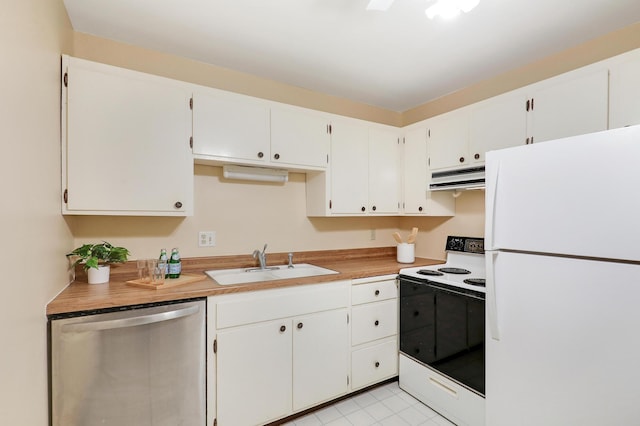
[63,0,640,112]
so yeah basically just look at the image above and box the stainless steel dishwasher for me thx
[49,298,206,426]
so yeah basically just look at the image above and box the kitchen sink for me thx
[205,263,339,285]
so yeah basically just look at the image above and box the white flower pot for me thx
[87,265,110,284]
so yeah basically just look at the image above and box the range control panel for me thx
[445,236,484,254]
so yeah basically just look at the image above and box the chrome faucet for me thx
[252,244,268,270]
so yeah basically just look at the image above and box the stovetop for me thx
[399,236,486,293]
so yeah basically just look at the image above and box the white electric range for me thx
[398,236,486,426]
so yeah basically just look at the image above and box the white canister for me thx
[397,243,415,263]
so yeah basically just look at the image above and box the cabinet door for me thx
[368,128,401,214]
[468,91,528,161]
[192,90,270,163]
[216,320,292,426]
[403,128,454,216]
[427,108,470,170]
[293,309,349,411]
[528,69,608,143]
[609,52,640,129]
[271,107,329,169]
[64,57,193,215]
[330,120,369,214]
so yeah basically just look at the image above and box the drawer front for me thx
[351,338,398,390]
[352,279,397,305]
[351,300,398,346]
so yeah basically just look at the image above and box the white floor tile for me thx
[333,398,361,416]
[293,413,322,426]
[324,417,352,426]
[381,394,412,413]
[344,409,378,426]
[314,406,343,424]
[353,391,378,408]
[364,401,395,421]
[397,406,432,426]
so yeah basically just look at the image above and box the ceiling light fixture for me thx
[425,0,480,19]
[222,165,288,183]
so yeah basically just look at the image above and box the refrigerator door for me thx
[486,251,640,426]
[485,125,640,262]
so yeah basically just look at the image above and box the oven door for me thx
[399,276,485,396]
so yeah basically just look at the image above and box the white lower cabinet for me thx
[350,276,399,391]
[210,281,350,426]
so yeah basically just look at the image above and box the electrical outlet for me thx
[198,231,216,247]
[370,229,376,240]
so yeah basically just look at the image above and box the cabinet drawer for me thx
[352,279,397,305]
[351,300,397,346]
[351,338,398,390]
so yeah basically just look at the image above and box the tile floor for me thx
[281,381,456,426]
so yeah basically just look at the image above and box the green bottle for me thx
[168,247,181,279]
[159,248,169,278]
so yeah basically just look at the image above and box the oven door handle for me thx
[486,251,500,341]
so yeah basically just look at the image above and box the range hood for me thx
[430,166,485,191]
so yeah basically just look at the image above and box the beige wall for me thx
[0,1,74,424]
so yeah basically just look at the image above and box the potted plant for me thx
[67,241,131,284]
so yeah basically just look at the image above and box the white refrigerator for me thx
[484,125,640,425]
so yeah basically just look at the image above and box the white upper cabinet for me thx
[192,89,329,171]
[329,118,370,214]
[609,49,640,129]
[468,89,528,160]
[62,56,193,216]
[271,107,330,169]
[427,108,470,171]
[192,89,270,164]
[402,127,455,216]
[306,118,401,216]
[368,128,401,214]
[525,68,609,143]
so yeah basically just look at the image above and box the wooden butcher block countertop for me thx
[47,247,442,316]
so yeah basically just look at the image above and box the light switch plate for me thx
[198,231,216,247]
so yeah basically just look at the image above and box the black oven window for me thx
[400,279,485,395]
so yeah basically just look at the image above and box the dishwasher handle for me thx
[62,304,200,332]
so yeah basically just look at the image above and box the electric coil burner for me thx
[464,278,486,286]
[438,267,471,274]
[416,269,444,276]
[398,236,486,426]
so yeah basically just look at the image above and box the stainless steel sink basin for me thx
[205,263,339,285]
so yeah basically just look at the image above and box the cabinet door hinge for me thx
[397,138,400,145]
[63,72,68,87]
[428,129,431,138]
[63,189,68,204]
[328,124,332,134]
[189,97,193,110]
[329,200,332,210]
[428,157,431,166]
[402,137,405,144]
[347,313,349,324]
[214,418,217,426]
[213,339,217,354]
[347,375,350,386]
[190,136,193,149]
[531,97,534,111]
[326,154,329,164]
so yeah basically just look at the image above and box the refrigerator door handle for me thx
[485,159,500,249]
[61,304,200,332]
[487,251,500,341]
